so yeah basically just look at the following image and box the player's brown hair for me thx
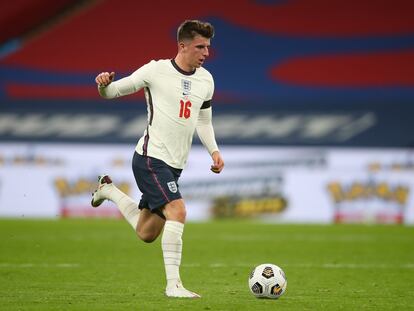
[177,20,214,42]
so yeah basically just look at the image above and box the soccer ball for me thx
[248,263,287,299]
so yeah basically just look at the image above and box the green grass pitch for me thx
[0,219,413,310]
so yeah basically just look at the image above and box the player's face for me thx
[182,35,210,70]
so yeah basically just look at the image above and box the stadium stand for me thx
[1,0,414,146]
[0,0,76,44]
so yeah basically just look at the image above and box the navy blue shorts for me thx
[132,152,182,219]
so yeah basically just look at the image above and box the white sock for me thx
[106,185,140,230]
[162,220,184,287]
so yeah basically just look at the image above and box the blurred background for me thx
[0,0,413,224]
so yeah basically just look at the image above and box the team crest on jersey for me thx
[181,79,191,95]
[167,181,178,193]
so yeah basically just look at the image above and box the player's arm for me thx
[196,103,224,173]
[96,72,140,99]
[95,62,154,99]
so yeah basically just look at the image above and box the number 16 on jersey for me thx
[179,100,192,119]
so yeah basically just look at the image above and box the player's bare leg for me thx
[162,199,200,298]
[136,208,165,242]
[92,175,166,242]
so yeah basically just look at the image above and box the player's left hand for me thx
[210,151,224,174]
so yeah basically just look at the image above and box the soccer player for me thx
[92,20,224,298]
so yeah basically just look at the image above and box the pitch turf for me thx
[0,219,413,311]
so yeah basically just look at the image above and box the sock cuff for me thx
[164,220,184,235]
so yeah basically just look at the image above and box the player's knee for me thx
[173,207,186,221]
[142,235,157,243]
[165,201,186,222]
[137,229,158,243]
[139,233,157,243]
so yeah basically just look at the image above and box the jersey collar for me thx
[171,59,196,76]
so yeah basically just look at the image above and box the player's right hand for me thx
[95,72,115,87]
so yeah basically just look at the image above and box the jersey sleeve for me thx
[205,74,215,102]
[99,60,156,99]
[196,107,219,155]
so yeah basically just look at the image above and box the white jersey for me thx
[99,59,215,169]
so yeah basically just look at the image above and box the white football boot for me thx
[91,174,113,207]
[165,281,201,298]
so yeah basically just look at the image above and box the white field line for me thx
[182,263,414,269]
[1,262,413,270]
[217,234,384,242]
[0,263,79,268]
